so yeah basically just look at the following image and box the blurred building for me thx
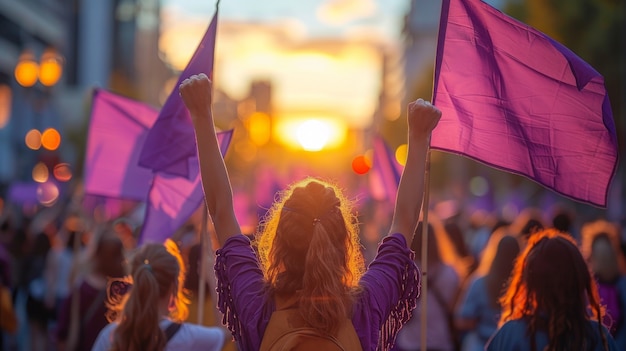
[0,0,169,199]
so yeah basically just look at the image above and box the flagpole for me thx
[420,147,431,351]
[198,204,209,325]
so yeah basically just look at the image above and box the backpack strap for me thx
[164,322,182,343]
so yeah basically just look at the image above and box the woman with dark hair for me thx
[92,240,225,351]
[455,231,520,351]
[486,229,618,351]
[180,73,441,350]
[56,229,126,351]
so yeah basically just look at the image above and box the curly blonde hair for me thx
[256,177,364,334]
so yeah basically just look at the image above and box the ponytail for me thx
[300,219,351,334]
[108,241,185,351]
[110,265,166,351]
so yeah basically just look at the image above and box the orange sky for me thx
[159,6,401,129]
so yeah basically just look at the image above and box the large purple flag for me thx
[369,136,402,209]
[138,10,219,178]
[138,130,233,244]
[84,89,158,200]
[431,0,618,207]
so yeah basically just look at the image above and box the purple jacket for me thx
[214,233,420,351]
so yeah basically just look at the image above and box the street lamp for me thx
[14,50,38,88]
[14,48,64,88]
[13,47,69,198]
[39,48,63,87]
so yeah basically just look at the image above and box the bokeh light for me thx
[363,149,373,168]
[395,144,408,166]
[25,129,42,150]
[14,50,39,87]
[53,163,72,182]
[0,85,11,128]
[352,155,370,174]
[37,182,59,207]
[39,48,63,86]
[248,112,271,146]
[41,128,61,150]
[32,162,49,183]
[469,176,489,196]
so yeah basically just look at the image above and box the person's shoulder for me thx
[92,322,118,351]
[178,323,226,347]
[587,320,621,351]
[466,274,486,291]
[486,319,527,350]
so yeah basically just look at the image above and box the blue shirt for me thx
[486,319,619,351]
[457,276,500,347]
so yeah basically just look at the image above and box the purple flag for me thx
[369,136,402,208]
[82,194,127,221]
[431,0,618,207]
[84,89,158,200]
[138,11,219,178]
[138,130,233,244]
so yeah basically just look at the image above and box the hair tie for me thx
[143,259,152,272]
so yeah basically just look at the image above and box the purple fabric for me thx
[138,11,219,178]
[84,89,158,200]
[81,195,127,221]
[370,136,402,208]
[214,233,419,351]
[431,0,618,207]
[138,130,233,244]
[598,281,622,335]
[7,181,40,205]
[56,281,108,351]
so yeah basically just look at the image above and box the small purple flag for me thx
[138,130,233,244]
[138,10,219,178]
[431,0,618,207]
[84,89,158,200]
[369,136,402,209]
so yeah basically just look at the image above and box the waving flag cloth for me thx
[431,0,618,207]
[84,89,158,200]
[369,136,403,209]
[138,130,233,244]
[138,9,219,178]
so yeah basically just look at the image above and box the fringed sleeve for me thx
[214,235,270,351]
[353,233,420,351]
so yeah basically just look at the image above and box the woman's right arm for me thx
[180,74,241,247]
[388,99,441,246]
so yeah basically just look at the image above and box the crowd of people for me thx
[0,75,623,351]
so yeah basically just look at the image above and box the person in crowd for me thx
[180,73,441,350]
[45,227,81,321]
[509,208,545,245]
[394,222,460,351]
[184,242,236,351]
[455,230,520,351]
[91,239,226,351]
[486,229,619,351]
[56,228,126,351]
[444,221,477,281]
[23,232,53,351]
[581,220,626,349]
